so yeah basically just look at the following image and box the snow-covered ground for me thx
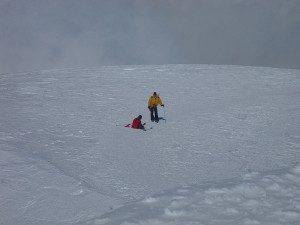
[1,64,300,225]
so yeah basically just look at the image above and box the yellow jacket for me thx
[148,95,163,107]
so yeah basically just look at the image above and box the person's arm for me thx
[148,97,152,109]
[139,121,145,129]
[159,97,164,107]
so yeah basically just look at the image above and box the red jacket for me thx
[132,118,143,129]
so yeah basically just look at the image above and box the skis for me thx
[116,124,152,131]
[158,117,166,122]
[150,117,165,123]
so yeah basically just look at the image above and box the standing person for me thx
[131,115,145,129]
[148,92,164,122]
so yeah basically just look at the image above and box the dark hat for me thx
[138,115,142,119]
[153,92,157,95]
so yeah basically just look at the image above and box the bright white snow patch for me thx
[88,165,300,225]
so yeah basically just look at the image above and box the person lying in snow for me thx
[131,115,145,129]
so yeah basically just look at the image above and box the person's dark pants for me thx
[150,107,158,122]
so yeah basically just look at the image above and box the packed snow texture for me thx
[88,166,300,225]
[0,65,300,225]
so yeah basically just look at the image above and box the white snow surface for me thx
[0,64,300,225]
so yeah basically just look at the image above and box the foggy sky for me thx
[1,0,300,73]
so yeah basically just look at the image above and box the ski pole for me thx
[163,107,166,123]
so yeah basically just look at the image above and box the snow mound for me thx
[87,165,300,225]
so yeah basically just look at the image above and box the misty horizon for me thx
[1,0,300,73]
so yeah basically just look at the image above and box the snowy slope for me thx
[0,65,300,225]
